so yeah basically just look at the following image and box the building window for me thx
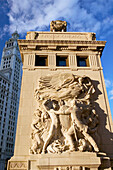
[35,55,48,66]
[77,56,89,67]
[56,56,68,66]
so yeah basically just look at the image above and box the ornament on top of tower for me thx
[50,20,67,32]
[12,30,19,39]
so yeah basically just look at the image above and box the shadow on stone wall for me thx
[92,80,113,156]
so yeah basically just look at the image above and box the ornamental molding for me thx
[9,161,27,169]
[18,40,106,46]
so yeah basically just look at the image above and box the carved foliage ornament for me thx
[30,73,99,154]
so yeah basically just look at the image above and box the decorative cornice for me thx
[18,39,106,45]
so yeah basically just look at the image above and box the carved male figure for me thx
[42,100,60,153]
[65,99,99,152]
[31,73,99,154]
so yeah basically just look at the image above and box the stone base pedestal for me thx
[7,152,102,170]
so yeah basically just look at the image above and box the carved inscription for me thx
[30,73,99,154]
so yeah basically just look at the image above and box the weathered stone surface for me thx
[30,73,99,154]
[8,21,113,170]
[50,20,67,32]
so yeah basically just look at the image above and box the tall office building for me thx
[0,31,22,170]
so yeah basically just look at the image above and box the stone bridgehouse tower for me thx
[8,20,113,170]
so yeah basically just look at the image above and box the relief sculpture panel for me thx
[30,73,99,154]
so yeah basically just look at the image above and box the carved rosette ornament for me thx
[30,73,99,154]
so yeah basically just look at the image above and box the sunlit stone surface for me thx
[8,21,113,170]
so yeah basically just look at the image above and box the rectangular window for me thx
[77,56,89,67]
[35,55,48,66]
[56,56,68,66]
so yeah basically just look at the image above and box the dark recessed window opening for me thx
[35,55,48,66]
[77,56,89,67]
[56,56,68,66]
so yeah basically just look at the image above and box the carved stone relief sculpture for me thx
[50,20,67,32]
[30,73,99,154]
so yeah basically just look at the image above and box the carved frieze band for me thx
[37,166,96,170]
[18,39,106,45]
[54,166,82,170]
[9,161,27,170]
[26,31,96,41]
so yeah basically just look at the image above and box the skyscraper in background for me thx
[0,31,22,170]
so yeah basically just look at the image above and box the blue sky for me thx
[0,0,113,118]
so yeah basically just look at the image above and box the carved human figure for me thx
[31,73,99,154]
[30,109,44,154]
[65,99,99,152]
[42,100,60,153]
[42,99,72,153]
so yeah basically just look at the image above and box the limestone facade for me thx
[8,21,113,170]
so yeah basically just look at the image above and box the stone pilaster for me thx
[69,54,77,70]
[48,53,56,70]
[89,55,98,70]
